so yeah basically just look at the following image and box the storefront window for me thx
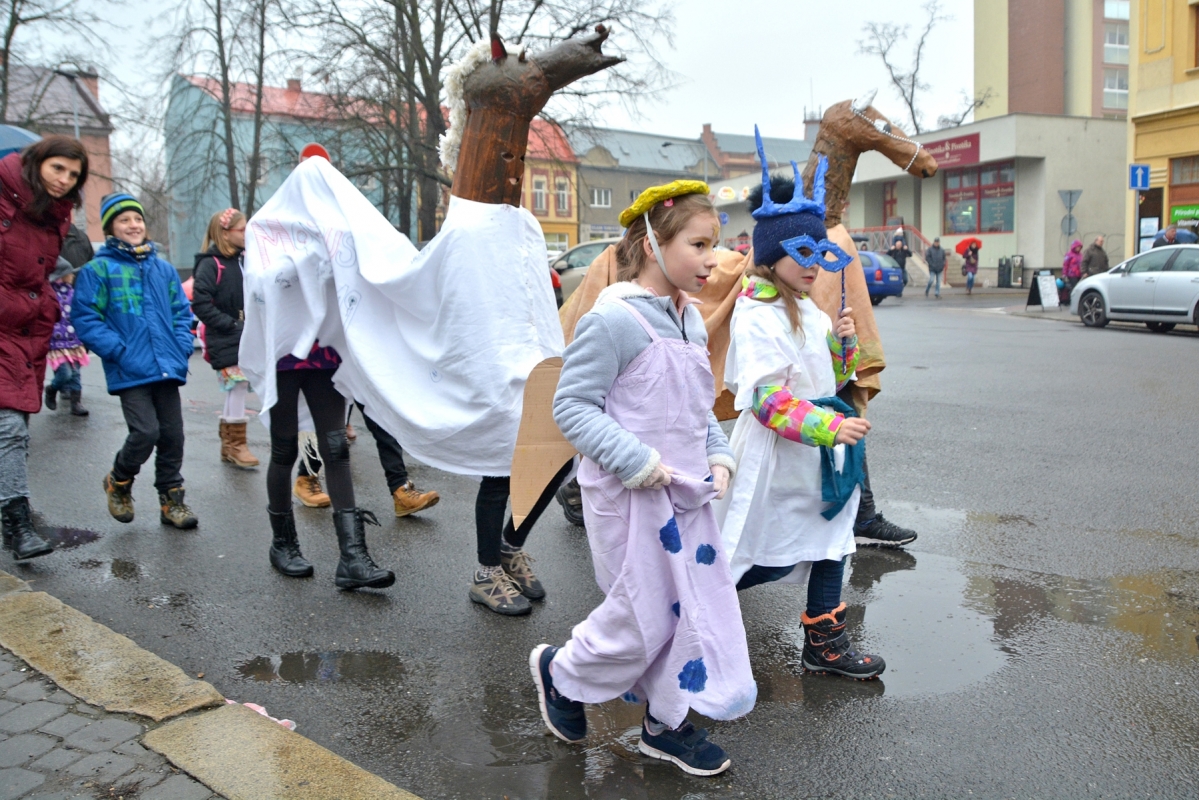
[944,161,1015,234]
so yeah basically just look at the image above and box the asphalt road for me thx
[14,289,1199,799]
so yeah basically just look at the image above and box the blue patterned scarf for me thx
[106,236,154,261]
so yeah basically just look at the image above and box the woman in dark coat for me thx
[191,208,259,468]
[0,135,88,560]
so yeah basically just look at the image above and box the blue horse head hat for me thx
[750,125,852,272]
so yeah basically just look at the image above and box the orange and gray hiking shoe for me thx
[158,487,199,530]
[801,602,885,679]
[501,546,545,600]
[392,481,439,517]
[103,472,135,523]
[469,566,531,616]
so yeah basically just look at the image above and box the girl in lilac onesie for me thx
[530,182,755,777]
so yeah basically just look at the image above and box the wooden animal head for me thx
[802,93,939,228]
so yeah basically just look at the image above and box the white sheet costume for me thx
[238,157,564,476]
[714,293,859,584]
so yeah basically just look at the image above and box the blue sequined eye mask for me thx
[780,235,853,272]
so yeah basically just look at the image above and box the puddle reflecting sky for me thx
[237,651,406,685]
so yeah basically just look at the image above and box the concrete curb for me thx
[0,569,423,799]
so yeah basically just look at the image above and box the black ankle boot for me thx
[268,508,313,578]
[68,391,88,417]
[801,603,885,679]
[44,385,57,411]
[332,508,394,590]
[1,497,53,560]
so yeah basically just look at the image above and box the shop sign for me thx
[717,186,736,200]
[1170,204,1199,222]
[923,133,980,168]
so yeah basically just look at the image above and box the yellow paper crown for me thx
[618,180,711,228]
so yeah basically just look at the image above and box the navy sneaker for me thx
[854,513,917,548]
[638,715,731,776]
[529,644,586,742]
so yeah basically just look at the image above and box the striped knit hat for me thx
[100,193,144,230]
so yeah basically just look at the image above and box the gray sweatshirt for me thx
[553,282,736,488]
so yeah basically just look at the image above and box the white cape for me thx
[239,157,564,476]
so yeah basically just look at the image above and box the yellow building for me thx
[521,119,579,256]
[1126,0,1199,251]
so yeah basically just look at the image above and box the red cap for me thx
[300,143,330,162]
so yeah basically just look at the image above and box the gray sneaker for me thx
[501,547,546,600]
[469,567,532,616]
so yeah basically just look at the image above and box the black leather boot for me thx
[68,391,88,417]
[268,507,313,578]
[1,497,53,560]
[44,385,57,411]
[332,508,394,590]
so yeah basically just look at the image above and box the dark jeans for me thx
[836,383,876,526]
[476,461,572,567]
[301,404,410,493]
[113,381,185,492]
[268,369,354,512]
[49,363,81,394]
[736,557,846,616]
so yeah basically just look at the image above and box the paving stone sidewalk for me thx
[0,648,222,800]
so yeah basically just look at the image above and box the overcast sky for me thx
[79,0,973,149]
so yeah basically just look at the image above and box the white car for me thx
[1070,244,1199,332]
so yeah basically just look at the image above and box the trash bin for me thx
[997,257,1012,288]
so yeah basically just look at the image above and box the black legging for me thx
[475,461,572,567]
[268,369,354,512]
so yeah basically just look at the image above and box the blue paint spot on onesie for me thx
[696,544,716,565]
[671,602,680,617]
[621,691,641,704]
[678,658,708,693]
[659,518,682,553]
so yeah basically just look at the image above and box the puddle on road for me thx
[36,524,100,549]
[237,651,405,685]
[77,557,143,581]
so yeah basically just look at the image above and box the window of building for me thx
[1104,22,1129,64]
[1172,156,1199,185]
[532,177,547,213]
[545,232,569,254]
[590,187,611,208]
[1103,68,1129,110]
[1103,0,1129,21]
[882,181,897,224]
[943,161,1015,235]
[629,189,642,202]
[555,176,571,215]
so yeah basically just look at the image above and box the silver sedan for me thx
[1070,244,1199,332]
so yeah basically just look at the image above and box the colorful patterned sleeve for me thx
[827,332,859,391]
[751,385,843,448]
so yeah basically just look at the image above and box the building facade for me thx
[6,66,114,241]
[522,120,579,254]
[975,0,1132,121]
[1125,0,1199,251]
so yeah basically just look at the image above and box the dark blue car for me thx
[859,251,905,305]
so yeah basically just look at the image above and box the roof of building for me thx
[5,66,111,133]
[185,76,363,122]
[528,118,577,163]
[710,129,812,167]
[565,125,710,173]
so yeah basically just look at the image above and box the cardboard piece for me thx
[510,357,577,527]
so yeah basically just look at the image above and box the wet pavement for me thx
[11,294,1199,798]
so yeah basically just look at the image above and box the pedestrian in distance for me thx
[1061,239,1083,304]
[887,233,911,286]
[73,193,199,530]
[43,257,89,416]
[962,240,980,294]
[1081,235,1109,277]
[0,134,88,560]
[190,208,260,469]
[1152,224,1198,248]
[532,181,754,777]
[924,236,945,298]
[715,156,885,682]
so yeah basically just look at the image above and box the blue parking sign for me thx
[1129,164,1151,191]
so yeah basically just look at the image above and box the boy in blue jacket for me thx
[73,193,198,529]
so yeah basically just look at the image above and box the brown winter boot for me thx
[392,481,439,517]
[293,475,331,508]
[219,420,260,469]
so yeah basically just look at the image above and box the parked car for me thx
[859,251,905,305]
[1070,244,1199,331]
[551,239,621,301]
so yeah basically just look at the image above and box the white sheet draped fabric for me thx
[239,157,564,476]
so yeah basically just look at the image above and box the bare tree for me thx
[0,0,99,122]
[936,87,996,130]
[857,0,949,135]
